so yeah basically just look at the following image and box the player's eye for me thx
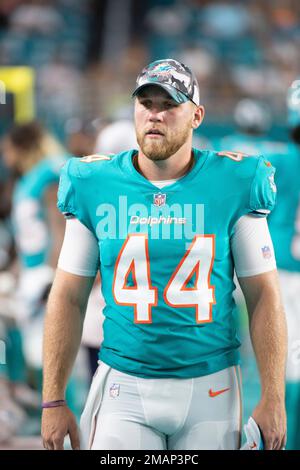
[140,99,152,109]
[164,101,177,109]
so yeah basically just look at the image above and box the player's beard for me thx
[136,119,192,161]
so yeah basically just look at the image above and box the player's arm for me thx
[42,218,99,450]
[232,215,287,450]
[42,269,94,450]
[239,270,287,450]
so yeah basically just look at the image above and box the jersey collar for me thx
[120,148,210,193]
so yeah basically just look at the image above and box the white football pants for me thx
[80,362,242,450]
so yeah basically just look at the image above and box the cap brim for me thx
[132,82,189,105]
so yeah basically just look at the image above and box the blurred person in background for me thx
[2,121,67,317]
[0,170,27,444]
[94,119,137,155]
[266,80,300,450]
[219,99,274,441]
[0,315,26,444]
[1,122,68,394]
[221,98,272,154]
[65,118,97,158]
[220,84,300,449]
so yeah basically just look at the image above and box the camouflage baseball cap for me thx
[132,59,200,106]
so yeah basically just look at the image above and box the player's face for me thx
[1,138,20,170]
[134,86,202,161]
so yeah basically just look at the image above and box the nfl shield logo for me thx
[153,193,166,206]
[261,246,272,259]
[109,383,120,398]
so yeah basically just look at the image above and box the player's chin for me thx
[144,149,171,161]
[141,142,169,161]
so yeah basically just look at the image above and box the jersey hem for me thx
[99,350,240,379]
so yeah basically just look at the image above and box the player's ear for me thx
[192,105,205,129]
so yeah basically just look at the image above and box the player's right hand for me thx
[41,406,80,450]
[252,399,286,450]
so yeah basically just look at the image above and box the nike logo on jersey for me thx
[208,387,230,398]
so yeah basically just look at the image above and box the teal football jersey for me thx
[222,132,300,272]
[57,149,276,378]
[13,156,67,268]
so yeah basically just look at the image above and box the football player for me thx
[2,122,67,367]
[266,81,300,449]
[220,98,271,155]
[42,59,287,450]
[222,84,300,449]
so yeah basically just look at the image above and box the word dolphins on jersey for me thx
[95,195,204,240]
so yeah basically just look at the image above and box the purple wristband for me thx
[42,399,66,409]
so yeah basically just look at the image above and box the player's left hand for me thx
[252,398,286,450]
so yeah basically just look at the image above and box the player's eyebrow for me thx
[164,98,179,106]
[138,95,179,107]
[137,87,171,100]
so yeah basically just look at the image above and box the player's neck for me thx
[135,145,194,181]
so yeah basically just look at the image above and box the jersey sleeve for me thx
[249,157,277,217]
[231,214,276,277]
[58,218,99,276]
[57,159,77,218]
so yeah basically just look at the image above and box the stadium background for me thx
[0,0,299,450]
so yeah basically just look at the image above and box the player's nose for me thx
[148,107,164,122]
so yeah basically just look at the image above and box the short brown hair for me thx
[7,121,45,153]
